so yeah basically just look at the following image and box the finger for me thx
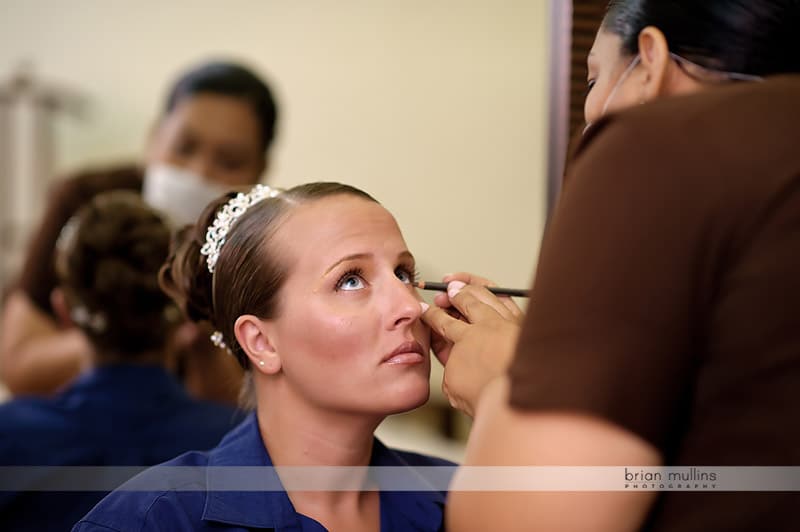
[497,295,525,323]
[440,272,525,321]
[442,271,497,287]
[441,380,454,408]
[420,304,469,343]
[429,328,452,366]
[448,282,516,323]
[445,306,465,322]
[433,292,451,308]
[432,347,450,367]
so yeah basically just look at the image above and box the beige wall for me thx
[1,0,550,457]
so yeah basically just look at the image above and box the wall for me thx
[0,0,551,457]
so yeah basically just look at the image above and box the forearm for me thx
[448,377,659,532]
[1,328,91,395]
[1,292,91,395]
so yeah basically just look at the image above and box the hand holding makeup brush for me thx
[419,272,524,417]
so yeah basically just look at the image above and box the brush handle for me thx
[418,281,530,298]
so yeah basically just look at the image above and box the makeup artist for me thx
[421,1,800,530]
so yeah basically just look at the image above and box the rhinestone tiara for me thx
[200,184,281,273]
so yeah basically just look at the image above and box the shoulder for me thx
[0,398,72,464]
[48,163,143,209]
[562,77,800,234]
[40,163,143,240]
[73,451,211,532]
[573,77,800,175]
[161,399,244,442]
[178,399,243,423]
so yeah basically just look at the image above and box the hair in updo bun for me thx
[159,182,377,369]
[55,191,178,356]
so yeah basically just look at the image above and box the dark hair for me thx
[55,191,178,357]
[160,182,378,369]
[163,60,278,152]
[603,0,800,76]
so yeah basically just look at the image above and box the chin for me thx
[380,379,430,415]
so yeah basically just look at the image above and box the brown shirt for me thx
[16,165,142,315]
[508,76,800,531]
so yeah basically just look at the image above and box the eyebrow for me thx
[323,251,416,276]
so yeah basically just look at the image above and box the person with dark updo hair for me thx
[0,191,242,531]
[416,1,800,531]
[75,182,455,532]
[1,59,278,400]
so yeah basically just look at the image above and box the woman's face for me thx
[147,94,265,186]
[584,29,642,126]
[265,194,431,416]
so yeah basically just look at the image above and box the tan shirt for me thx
[508,76,800,531]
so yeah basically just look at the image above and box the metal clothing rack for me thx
[0,63,85,292]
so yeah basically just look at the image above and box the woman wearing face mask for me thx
[419,1,800,530]
[74,182,454,532]
[0,60,278,400]
[0,191,241,531]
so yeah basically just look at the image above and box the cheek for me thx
[584,90,601,125]
[281,306,377,365]
[146,134,172,164]
[584,80,612,125]
[603,82,640,115]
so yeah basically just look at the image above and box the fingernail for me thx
[447,280,466,298]
[419,302,430,313]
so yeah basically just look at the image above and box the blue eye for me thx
[395,267,415,285]
[336,269,365,291]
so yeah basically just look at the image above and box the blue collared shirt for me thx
[0,364,241,530]
[74,412,455,531]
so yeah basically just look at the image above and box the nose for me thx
[384,277,422,330]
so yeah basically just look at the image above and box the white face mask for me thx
[142,164,230,228]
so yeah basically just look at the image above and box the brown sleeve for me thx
[507,114,713,453]
[15,165,143,315]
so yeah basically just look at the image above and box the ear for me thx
[637,26,671,101]
[50,288,74,328]
[234,314,282,375]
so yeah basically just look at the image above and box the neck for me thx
[255,376,384,508]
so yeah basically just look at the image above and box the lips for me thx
[383,340,426,365]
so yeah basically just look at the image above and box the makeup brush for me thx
[415,281,530,298]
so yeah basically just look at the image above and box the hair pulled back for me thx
[159,182,377,368]
[163,60,279,152]
[603,0,800,76]
[56,191,177,356]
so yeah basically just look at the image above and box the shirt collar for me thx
[202,413,446,531]
[203,413,296,529]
